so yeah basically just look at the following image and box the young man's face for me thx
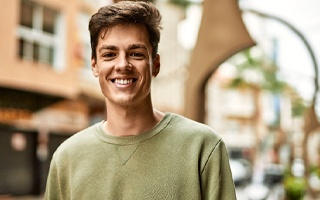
[91,24,160,107]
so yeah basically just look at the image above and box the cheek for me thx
[96,65,112,86]
[98,76,109,97]
[98,76,106,91]
[97,63,112,76]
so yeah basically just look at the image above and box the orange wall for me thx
[0,0,96,98]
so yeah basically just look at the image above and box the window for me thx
[77,13,91,69]
[18,0,64,68]
[42,7,56,34]
[20,0,33,28]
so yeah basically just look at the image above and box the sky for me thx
[240,0,320,102]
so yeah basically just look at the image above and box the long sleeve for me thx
[44,158,68,200]
[43,114,237,199]
[45,159,60,200]
[200,140,237,200]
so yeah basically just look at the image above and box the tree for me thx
[226,47,290,165]
[243,9,320,197]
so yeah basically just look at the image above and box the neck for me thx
[103,99,164,136]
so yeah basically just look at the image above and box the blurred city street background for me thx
[1,0,320,199]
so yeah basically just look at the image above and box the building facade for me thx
[1,0,279,196]
[0,0,190,196]
[0,0,107,195]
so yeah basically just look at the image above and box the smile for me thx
[112,78,137,85]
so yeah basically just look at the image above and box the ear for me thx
[152,54,160,77]
[91,59,99,77]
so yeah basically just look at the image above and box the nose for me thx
[115,53,131,71]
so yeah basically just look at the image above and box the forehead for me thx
[97,24,151,48]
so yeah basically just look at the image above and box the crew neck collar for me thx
[94,113,173,145]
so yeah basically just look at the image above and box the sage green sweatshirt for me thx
[45,113,236,200]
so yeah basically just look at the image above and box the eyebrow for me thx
[128,44,148,51]
[98,45,118,53]
[98,44,148,53]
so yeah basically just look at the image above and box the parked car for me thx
[263,163,284,187]
[230,158,252,186]
[246,182,269,200]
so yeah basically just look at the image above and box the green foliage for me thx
[310,165,320,178]
[227,47,307,117]
[228,77,248,89]
[284,176,307,200]
[228,48,287,94]
[168,0,191,8]
[260,63,286,93]
[291,96,307,117]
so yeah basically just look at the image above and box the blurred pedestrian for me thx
[44,0,236,199]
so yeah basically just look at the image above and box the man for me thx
[45,0,236,199]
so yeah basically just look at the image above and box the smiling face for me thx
[91,24,160,108]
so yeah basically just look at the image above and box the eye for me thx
[102,52,116,60]
[130,52,144,59]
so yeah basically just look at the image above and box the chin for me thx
[111,97,135,106]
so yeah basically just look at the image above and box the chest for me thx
[68,143,201,199]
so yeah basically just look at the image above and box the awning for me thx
[0,87,63,111]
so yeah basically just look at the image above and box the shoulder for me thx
[167,113,222,146]
[169,113,220,137]
[60,123,98,146]
[165,113,227,170]
[51,123,99,161]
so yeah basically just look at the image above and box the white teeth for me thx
[115,79,133,85]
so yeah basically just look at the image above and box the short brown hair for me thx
[88,0,162,60]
